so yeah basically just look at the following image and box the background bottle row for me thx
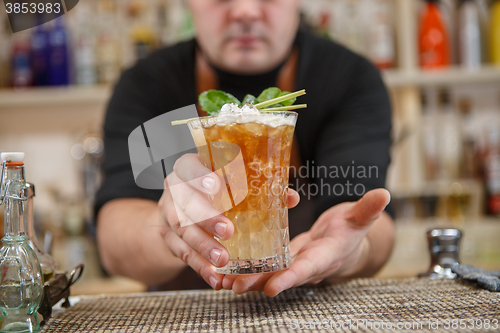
[1,0,500,89]
[303,0,500,70]
[0,0,195,88]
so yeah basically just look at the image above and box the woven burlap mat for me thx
[40,278,499,333]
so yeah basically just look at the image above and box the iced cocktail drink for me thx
[188,108,297,274]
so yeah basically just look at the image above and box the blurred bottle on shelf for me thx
[177,2,195,42]
[25,183,58,283]
[490,0,500,65]
[0,15,12,88]
[70,133,104,236]
[457,0,482,69]
[300,0,336,41]
[128,0,158,61]
[343,0,365,55]
[446,181,471,223]
[157,2,170,46]
[458,98,480,178]
[307,0,395,67]
[316,10,332,40]
[323,0,344,43]
[48,17,70,86]
[130,26,157,61]
[484,125,500,215]
[158,0,177,46]
[439,0,457,63]
[62,199,94,281]
[392,197,417,222]
[31,22,50,86]
[421,91,440,180]
[11,34,33,88]
[419,194,439,219]
[96,0,121,84]
[73,2,97,86]
[364,0,395,69]
[419,0,451,69]
[437,89,462,179]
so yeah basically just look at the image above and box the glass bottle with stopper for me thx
[0,152,43,333]
[25,182,58,283]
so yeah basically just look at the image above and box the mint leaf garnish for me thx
[241,94,256,106]
[198,90,240,116]
[256,87,281,104]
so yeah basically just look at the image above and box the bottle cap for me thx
[1,152,25,163]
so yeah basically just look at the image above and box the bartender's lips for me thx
[232,35,261,46]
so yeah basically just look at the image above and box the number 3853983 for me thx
[5,2,61,14]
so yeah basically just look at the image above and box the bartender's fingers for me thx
[227,237,340,296]
[173,153,221,195]
[222,273,271,293]
[222,229,308,291]
[288,189,300,208]
[162,226,223,290]
[164,173,234,240]
[262,239,341,297]
[346,188,390,228]
[161,191,231,267]
[172,206,230,268]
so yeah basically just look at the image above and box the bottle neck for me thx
[1,165,28,240]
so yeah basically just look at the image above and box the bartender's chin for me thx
[229,61,268,74]
[227,53,271,74]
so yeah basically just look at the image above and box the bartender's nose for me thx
[229,0,262,23]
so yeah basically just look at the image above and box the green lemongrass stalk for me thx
[254,89,306,109]
[259,104,307,112]
[171,117,200,126]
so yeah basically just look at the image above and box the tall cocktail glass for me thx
[188,111,297,274]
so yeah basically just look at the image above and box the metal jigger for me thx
[419,228,462,279]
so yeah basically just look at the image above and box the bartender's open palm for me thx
[222,189,391,297]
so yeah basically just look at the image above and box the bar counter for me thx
[40,277,499,333]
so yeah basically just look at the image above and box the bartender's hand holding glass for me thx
[222,188,391,296]
[158,153,300,290]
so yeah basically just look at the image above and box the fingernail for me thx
[202,177,215,192]
[209,276,217,289]
[210,248,222,264]
[215,222,227,237]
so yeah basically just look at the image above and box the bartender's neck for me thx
[197,48,291,77]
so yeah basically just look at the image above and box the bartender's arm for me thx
[97,198,184,286]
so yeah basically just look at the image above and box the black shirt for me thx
[95,29,393,290]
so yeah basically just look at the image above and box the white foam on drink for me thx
[216,103,296,127]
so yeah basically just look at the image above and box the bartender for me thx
[95,0,395,297]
